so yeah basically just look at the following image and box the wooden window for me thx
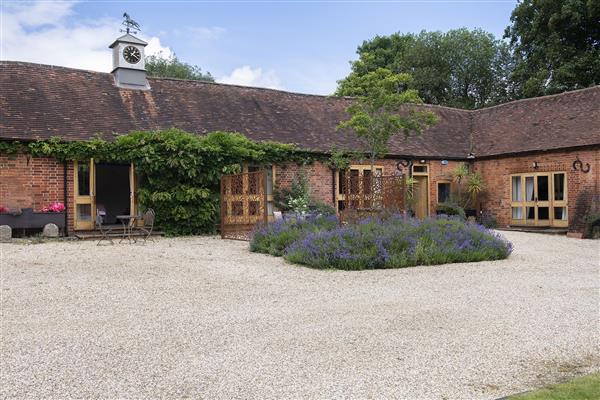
[510,172,567,228]
[412,164,428,175]
[437,182,451,203]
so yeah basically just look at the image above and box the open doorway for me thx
[95,163,130,224]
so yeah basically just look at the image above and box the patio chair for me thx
[96,206,115,245]
[134,208,155,243]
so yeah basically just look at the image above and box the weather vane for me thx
[121,13,141,34]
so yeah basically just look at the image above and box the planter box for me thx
[0,208,65,229]
[465,209,477,218]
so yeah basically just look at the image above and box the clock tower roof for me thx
[109,33,147,49]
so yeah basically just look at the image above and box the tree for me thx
[336,68,438,173]
[336,29,514,109]
[145,52,214,82]
[504,0,600,98]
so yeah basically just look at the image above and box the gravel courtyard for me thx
[1,231,598,399]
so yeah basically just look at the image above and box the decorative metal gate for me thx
[339,173,405,223]
[220,170,268,240]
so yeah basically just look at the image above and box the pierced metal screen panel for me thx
[339,173,405,223]
[220,170,268,240]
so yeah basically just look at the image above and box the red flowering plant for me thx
[42,202,65,213]
[0,205,8,213]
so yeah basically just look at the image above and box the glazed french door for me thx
[73,159,95,230]
[510,172,567,227]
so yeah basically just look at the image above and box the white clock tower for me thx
[109,33,149,89]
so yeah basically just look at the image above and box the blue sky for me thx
[1,0,518,94]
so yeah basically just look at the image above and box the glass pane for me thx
[538,207,549,220]
[375,168,383,177]
[438,183,451,203]
[77,162,90,196]
[267,201,273,215]
[526,177,534,201]
[511,176,522,202]
[413,165,427,173]
[76,204,91,221]
[338,170,346,195]
[512,207,523,219]
[526,206,535,220]
[554,173,565,201]
[537,175,549,201]
[266,167,274,196]
[554,207,567,220]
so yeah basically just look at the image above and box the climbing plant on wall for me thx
[6,129,321,235]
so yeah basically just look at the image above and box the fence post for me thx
[220,175,225,239]
[263,170,269,225]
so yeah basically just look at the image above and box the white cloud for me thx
[186,26,226,41]
[218,66,283,90]
[1,1,172,72]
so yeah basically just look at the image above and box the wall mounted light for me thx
[419,159,426,164]
[532,161,539,169]
[441,160,449,165]
[467,152,475,159]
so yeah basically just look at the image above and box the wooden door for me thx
[551,172,568,227]
[511,172,567,228]
[73,159,95,230]
[413,175,429,219]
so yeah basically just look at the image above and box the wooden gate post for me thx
[263,169,269,225]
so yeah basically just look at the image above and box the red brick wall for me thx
[0,154,65,211]
[4,150,597,235]
[473,148,600,232]
[426,159,463,213]
[275,162,335,204]
[0,154,75,234]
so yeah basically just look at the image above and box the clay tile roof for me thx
[471,85,600,157]
[0,61,470,158]
[1,61,598,159]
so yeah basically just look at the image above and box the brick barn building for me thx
[1,33,599,237]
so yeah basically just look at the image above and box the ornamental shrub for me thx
[251,214,512,270]
[250,215,338,256]
[435,202,466,219]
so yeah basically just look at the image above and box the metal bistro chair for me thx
[96,207,116,246]
[134,208,155,243]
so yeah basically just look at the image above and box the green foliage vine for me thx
[3,129,321,235]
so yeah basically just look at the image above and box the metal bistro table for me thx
[116,214,140,243]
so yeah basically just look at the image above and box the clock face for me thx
[123,46,141,64]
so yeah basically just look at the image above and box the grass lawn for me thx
[509,373,600,399]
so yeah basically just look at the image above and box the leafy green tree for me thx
[337,68,438,172]
[145,52,214,82]
[504,0,600,98]
[336,28,513,109]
